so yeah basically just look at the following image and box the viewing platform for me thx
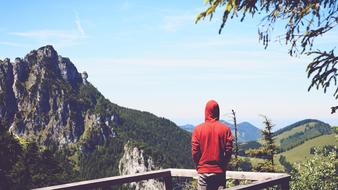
[33,169,291,190]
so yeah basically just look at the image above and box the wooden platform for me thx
[33,169,291,190]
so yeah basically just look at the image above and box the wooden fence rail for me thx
[33,169,290,190]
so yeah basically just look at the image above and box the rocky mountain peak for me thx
[0,45,115,148]
[20,45,83,87]
[38,45,58,58]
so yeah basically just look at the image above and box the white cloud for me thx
[161,36,259,49]
[75,56,304,81]
[10,30,79,40]
[0,41,27,47]
[8,13,87,48]
[75,11,86,38]
[162,14,195,32]
[120,0,131,11]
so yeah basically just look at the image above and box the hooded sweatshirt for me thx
[192,100,233,173]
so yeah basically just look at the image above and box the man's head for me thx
[205,100,220,121]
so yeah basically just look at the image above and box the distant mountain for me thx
[179,121,261,142]
[179,124,195,133]
[222,121,262,142]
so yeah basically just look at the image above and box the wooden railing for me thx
[33,169,291,190]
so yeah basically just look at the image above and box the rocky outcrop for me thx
[0,45,116,148]
[119,142,164,190]
[81,71,88,85]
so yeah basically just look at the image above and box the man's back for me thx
[191,100,233,190]
[193,120,232,173]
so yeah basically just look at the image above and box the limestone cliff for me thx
[119,142,164,190]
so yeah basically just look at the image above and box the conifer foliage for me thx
[231,109,239,170]
[248,116,276,172]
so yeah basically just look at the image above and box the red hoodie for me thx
[192,100,233,173]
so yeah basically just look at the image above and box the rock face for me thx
[119,142,164,190]
[0,45,116,148]
[0,58,17,129]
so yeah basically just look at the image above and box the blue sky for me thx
[0,0,337,129]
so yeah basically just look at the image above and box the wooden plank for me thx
[169,169,288,181]
[225,175,291,190]
[32,169,172,190]
[169,168,198,179]
[226,171,288,181]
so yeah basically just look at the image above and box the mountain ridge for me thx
[0,45,194,186]
[274,119,331,136]
[179,121,261,142]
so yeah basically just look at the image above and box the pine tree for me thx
[232,110,239,161]
[247,115,276,172]
[230,109,240,171]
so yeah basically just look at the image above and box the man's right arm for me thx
[191,128,201,164]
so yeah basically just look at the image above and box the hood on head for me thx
[205,100,220,122]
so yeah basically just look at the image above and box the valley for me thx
[0,46,336,189]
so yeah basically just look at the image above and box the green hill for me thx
[274,124,307,146]
[226,120,335,173]
[278,134,337,163]
[239,119,334,158]
[273,119,332,152]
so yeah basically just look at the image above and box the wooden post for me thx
[280,176,291,190]
[163,176,173,190]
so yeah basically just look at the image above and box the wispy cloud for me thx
[162,14,195,32]
[120,0,131,11]
[160,36,260,49]
[75,11,86,38]
[8,12,87,48]
[75,56,304,81]
[0,41,27,48]
[10,30,80,40]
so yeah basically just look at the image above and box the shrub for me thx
[291,147,337,190]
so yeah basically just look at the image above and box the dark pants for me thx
[198,173,226,190]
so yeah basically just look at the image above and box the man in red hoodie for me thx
[192,100,233,190]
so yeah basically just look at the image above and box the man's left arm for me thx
[191,128,201,165]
